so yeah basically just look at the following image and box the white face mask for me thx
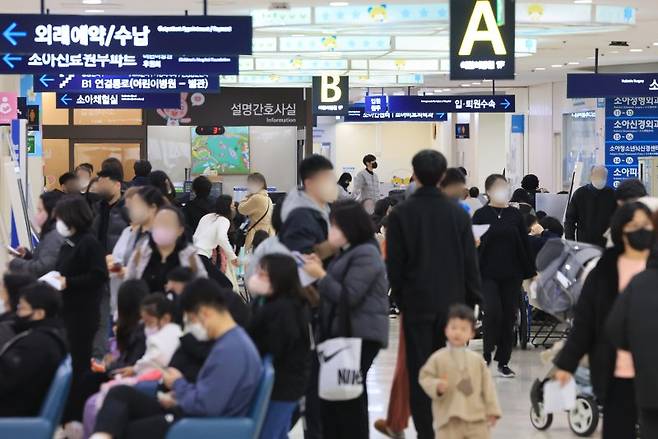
[490,189,509,205]
[56,219,73,238]
[592,178,607,190]
[0,298,5,314]
[186,321,209,341]
[247,274,272,296]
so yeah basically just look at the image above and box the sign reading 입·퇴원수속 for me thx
[146,87,306,127]
[605,96,658,187]
[312,75,349,115]
[567,73,658,98]
[365,95,515,114]
[56,92,181,109]
[0,14,252,56]
[33,73,219,93]
[449,0,515,80]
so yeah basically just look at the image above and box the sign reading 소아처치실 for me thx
[56,92,181,109]
[312,75,349,116]
[605,96,658,188]
[0,14,252,56]
[33,74,219,94]
[449,0,515,80]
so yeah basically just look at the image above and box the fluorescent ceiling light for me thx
[443,88,451,92]
[573,0,592,4]
[610,50,619,54]
[654,42,658,46]
[291,34,305,37]
[329,2,349,6]
[568,61,580,65]
[587,56,595,59]
[534,67,546,70]
[461,84,471,87]
[84,9,104,12]
[471,82,481,85]
[82,0,102,4]
[483,79,492,82]
[630,48,643,52]
[433,89,442,93]
[551,64,563,68]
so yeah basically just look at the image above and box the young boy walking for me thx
[419,304,502,439]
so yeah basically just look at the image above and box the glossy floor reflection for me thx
[290,318,600,438]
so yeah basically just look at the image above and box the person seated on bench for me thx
[90,279,263,439]
[0,282,68,417]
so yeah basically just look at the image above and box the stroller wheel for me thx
[568,396,599,437]
[530,403,553,430]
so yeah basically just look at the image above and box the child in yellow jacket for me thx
[419,304,502,439]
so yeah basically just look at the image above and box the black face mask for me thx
[371,162,378,169]
[625,229,654,251]
[98,190,115,202]
[13,314,35,333]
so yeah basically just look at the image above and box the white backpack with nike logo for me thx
[317,286,363,401]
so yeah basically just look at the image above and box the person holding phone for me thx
[9,191,65,278]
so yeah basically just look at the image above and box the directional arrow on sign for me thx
[437,113,445,118]
[2,22,27,46]
[2,53,21,69]
[501,98,511,110]
[39,74,54,88]
[60,94,72,106]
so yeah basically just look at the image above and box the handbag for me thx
[317,284,363,401]
[235,198,271,249]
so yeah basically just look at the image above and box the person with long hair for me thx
[556,202,654,439]
[148,170,178,204]
[194,194,239,289]
[247,254,311,438]
[472,174,535,378]
[125,206,207,293]
[337,172,354,200]
[304,200,389,439]
[9,190,64,277]
[238,172,274,251]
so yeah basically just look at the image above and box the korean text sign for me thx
[0,14,252,56]
[366,95,515,113]
[568,73,658,98]
[56,92,181,109]
[605,97,658,187]
[34,74,219,93]
[449,0,515,80]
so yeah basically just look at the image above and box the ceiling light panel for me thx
[595,5,636,24]
[368,59,439,71]
[314,4,449,25]
[279,36,390,52]
[252,8,312,27]
[254,58,348,71]
[252,38,277,52]
[516,4,591,22]
[394,36,536,54]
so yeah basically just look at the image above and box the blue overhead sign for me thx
[568,73,658,98]
[0,15,252,56]
[605,96,658,188]
[56,92,181,109]
[366,95,515,113]
[34,74,219,93]
[344,105,448,122]
[0,53,238,74]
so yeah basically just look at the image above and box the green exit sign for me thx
[27,135,35,154]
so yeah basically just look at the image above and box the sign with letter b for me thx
[313,75,349,116]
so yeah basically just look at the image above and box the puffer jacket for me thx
[124,237,208,281]
[9,228,64,277]
[318,241,389,347]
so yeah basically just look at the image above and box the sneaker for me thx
[374,419,405,439]
[498,365,516,378]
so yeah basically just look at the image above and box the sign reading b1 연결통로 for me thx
[365,95,515,113]
[449,0,515,80]
[0,15,252,56]
[568,73,658,98]
[605,96,658,188]
[56,92,181,109]
[34,74,219,94]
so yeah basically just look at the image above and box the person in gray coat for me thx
[9,191,64,277]
[353,154,381,202]
[304,200,389,439]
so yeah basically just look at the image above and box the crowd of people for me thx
[2,150,658,439]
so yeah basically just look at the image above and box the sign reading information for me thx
[0,14,252,56]
[34,74,219,93]
[366,95,515,114]
[449,0,515,80]
[312,75,349,116]
[605,97,658,188]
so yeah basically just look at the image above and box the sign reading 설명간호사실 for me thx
[312,75,349,116]
[449,0,515,80]
[33,74,219,93]
[56,92,181,109]
[605,96,658,188]
[0,15,252,56]
[365,95,515,113]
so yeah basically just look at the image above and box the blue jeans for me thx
[261,401,298,439]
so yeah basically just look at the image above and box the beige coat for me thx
[419,347,502,432]
[238,190,274,250]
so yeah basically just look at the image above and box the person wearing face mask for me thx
[472,174,535,378]
[125,206,207,293]
[565,165,617,247]
[0,273,37,347]
[76,163,94,193]
[9,191,65,277]
[247,254,311,439]
[0,283,68,417]
[353,154,381,202]
[237,172,274,251]
[554,202,653,439]
[304,200,389,439]
[337,172,354,200]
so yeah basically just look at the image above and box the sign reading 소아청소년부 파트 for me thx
[449,0,515,80]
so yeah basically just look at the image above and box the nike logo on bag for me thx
[320,347,348,363]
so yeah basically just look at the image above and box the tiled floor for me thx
[291,319,600,438]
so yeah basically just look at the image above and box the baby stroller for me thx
[527,239,603,437]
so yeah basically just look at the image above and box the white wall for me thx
[477,113,507,187]
[147,125,298,193]
[528,83,554,190]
